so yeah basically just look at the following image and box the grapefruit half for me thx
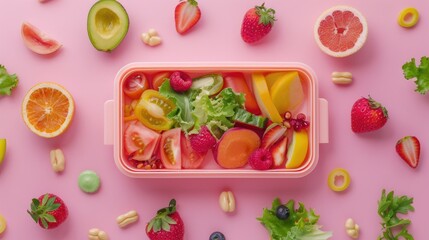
[314,6,368,57]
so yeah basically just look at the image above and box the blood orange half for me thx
[314,6,368,57]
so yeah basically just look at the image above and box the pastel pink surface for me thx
[0,0,428,239]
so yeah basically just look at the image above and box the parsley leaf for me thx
[377,189,415,240]
[402,56,429,94]
[0,65,19,96]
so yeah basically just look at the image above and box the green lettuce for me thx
[190,87,245,138]
[402,56,429,94]
[0,65,18,96]
[159,81,195,132]
[257,198,332,240]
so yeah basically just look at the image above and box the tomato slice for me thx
[124,121,161,161]
[224,73,261,115]
[160,128,182,169]
[134,90,175,131]
[181,132,206,169]
[151,72,170,90]
[123,72,149,99]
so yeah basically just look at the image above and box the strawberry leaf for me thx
[46,196,56,207]
[161,220,171,232]
[153,219,162,232]
[41,194,49,206]
[164,216,177,225]
[41,218,48,229]
[43,214,56,223]
[32,198,40,208]
[45,203,60,212]
[27,210,39,223]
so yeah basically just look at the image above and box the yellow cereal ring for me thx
[398,7,419,28]
[328,168,351,192]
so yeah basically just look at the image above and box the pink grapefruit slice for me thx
[314,6,368,57]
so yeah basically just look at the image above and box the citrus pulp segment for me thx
[22,82,74,138]
[314,6,368,57]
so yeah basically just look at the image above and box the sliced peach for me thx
[214,128,261,169]
[21,22,62,55]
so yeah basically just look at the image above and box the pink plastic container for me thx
[104,62,329,178]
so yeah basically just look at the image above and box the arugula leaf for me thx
[377,189,414,240]
[0,65,18,96]
[402,56,429,94]
[159,80,195,132]
[257,198,332,240]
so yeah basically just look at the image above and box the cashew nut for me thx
[332,72,353,85]
[50,149,65,173]
[345,218,359,239]
[219,191,236,213]
[116,210,139,228]
[141,28,162,47]
[88,228,109,240]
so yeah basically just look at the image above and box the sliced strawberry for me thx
[396,136,420,168]
[261,124,287,149]
[175,0,201,34]
[270,136,288,167]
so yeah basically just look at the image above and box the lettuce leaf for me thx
[257,198,332,240]
[402,56,429,94]
[190,87,245,138]
[0,65,18,96]
[159,81,195,132]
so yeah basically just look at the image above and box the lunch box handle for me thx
[104,100,114,145]
[318,98,329,144]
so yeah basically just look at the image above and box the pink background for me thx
[0,0,428,239]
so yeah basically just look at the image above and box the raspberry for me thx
[189,126,217,153]
[170,71,192,92]
[248,148,273,170]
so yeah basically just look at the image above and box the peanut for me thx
[88,228,109,240]
[50,149,65,173]
[332,72,352,85]
[141,29,162,47]
[345,218,359,239]
[219,191,236,213]
[116,210,139,228]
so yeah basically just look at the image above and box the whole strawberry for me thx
[27,193,68,229]
[241,3,276,43]
[351,96,388,133]
[146,199,184,240]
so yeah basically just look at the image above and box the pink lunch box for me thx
[104,62,329,178]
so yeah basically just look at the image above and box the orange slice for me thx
[22,82,74,138]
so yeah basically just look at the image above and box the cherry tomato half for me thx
[181,132,206,169]
[134,90,175,131]
[124,121,161,161]
[160,128,182,169]
[151,72,171,90]
[123,72,149,99]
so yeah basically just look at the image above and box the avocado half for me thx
[87,0,129,52]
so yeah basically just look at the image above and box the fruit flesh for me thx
[315,6,368,57]
[285,130,308,169]
[269,71,304,114]
[0,139,5,165]
[215,128,261,169]
[87,0,129,51]
[21,22,61,55]
[251,73,283,123]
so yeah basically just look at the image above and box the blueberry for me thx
[210,231,226,240]
[276,205,290,220]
